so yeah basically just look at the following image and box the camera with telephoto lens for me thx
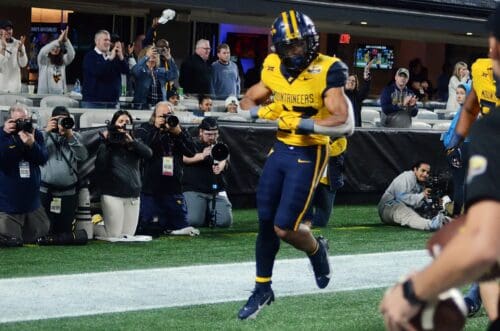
[52,117,75,132]
[161,114,179,128]
[210,142,229,166]
[417,172,451,219]
[14,118,33,133]
[107,123,133,144]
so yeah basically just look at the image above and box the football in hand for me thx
[410,288,467,331]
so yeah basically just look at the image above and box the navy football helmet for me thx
[271,10,319,75]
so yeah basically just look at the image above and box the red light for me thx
[339,33,351,44]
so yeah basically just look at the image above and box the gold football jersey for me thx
[471,58,500,115]
[261,53,344,146]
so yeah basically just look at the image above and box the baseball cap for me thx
[199,117,218,130]
[396,68,409,77]
[487,4,500,40]
[224,96,239,107]
[0,20,13,29]
[51,106,70,117]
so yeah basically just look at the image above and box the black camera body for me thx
[418,173,450,219]
[162,114,179,128]
[52,117,75,132]
[15,118,33,133]
[107,123,133,144]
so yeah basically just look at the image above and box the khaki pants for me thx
[94,195,140,238]
[0,206,50,243]
[380,203,431,231]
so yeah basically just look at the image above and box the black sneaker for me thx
[310,236,332,289]
[238,287,275,320]
[464,297,482,317]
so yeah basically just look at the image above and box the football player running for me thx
[237,10,354,320]
[380,4,500,330]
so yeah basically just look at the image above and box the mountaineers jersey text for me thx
[261,53,348,146]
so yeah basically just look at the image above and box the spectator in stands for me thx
[183,117,233,228]
[446,61,470,113]
[345,58,373,127]
[81,30,129,108]
[156,39,178,93]
[194,94,213,116]
[224,96,239,113]
[303,137,346,228]
[378,160,448,231]
[135,101,200,236]
[179,39,213,95]
[211,43,240,100]
[131,45,178,109]
[0,20,27,93]
[40,106,88,235]
[167,89,180,106]
[436,62,452,102]
[442,83,471,216]
[132,33,145,60]
[408,58,433,101]
[0,104,49,243]
[380,67,418,128]
[94,110,152,239]
[37,26,75,95]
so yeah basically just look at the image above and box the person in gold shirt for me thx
[237,10,354,320]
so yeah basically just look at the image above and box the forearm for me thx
[183,153,205,164]
[413,202,500,300]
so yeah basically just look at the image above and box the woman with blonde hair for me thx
[131,45,178,109]
[446,61,470,112]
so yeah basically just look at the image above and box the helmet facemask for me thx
[275,34,318,77]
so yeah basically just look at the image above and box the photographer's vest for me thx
[471,58,500,116]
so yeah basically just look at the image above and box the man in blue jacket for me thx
[0,104,50,243]
[380,67,418,128]
[82,30,129,108]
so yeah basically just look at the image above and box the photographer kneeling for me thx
[0,104,49,245]
[40,107,88,236]
[378,160,448,231]
[135,101,200,236]
[183,117,233,228]
[94,110,152,239]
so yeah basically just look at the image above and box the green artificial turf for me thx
[0,205,431,278]
[0,288,489,331]
[0,205,491,330]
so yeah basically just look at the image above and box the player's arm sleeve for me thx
[322,60,348,96]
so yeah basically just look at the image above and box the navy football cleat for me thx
[310,236,332,289]
[238,287,275,320]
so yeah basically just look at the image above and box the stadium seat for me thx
[416,109,438,120]
[433,121,451,131]
[0,94,33,107]
[40,95,79,108]
[79,109,153,128]
[361,108,380,127]
[411,121,432,129]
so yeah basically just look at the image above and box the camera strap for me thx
[48,133,78,177]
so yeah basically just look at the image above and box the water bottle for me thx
[73,79,81,93]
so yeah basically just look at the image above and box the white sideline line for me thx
[0,250,431,323]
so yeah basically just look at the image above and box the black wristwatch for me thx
[402,279,426,306]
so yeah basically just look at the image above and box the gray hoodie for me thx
[377,170,426,214]
[40,131,88,196]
